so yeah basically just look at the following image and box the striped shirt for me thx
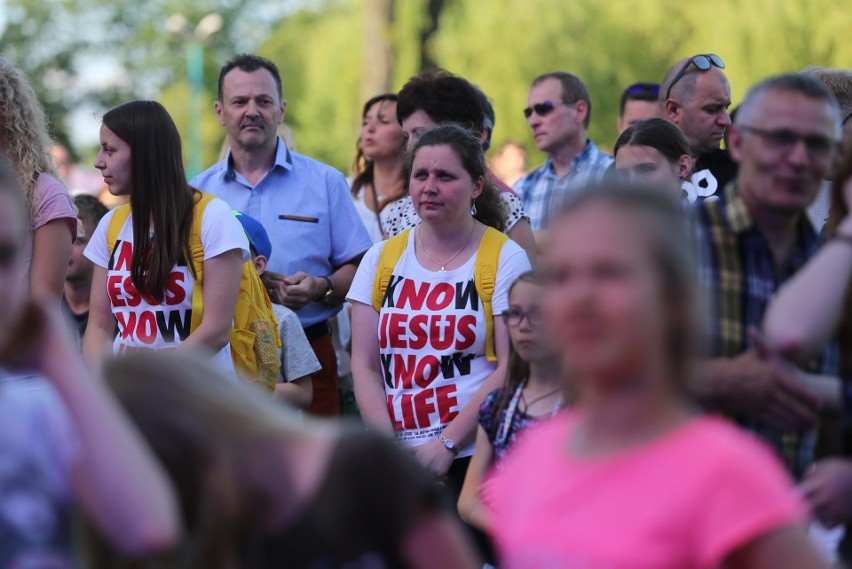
[513,140,613,230]
[694,183,839,479]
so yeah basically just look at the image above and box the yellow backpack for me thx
[106,191,282,390]
[371,226,508,362]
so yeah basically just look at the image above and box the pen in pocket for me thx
[279,214,319,223]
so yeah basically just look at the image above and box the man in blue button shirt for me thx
[192,54,372,417]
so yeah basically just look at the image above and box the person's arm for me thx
[180,249,243,353]
[692,351,820,432]
[268,260,361,310]
[764,216,852,361]
[725,524,828,569]
[413,318,510,476]
[5,300,181,555]
[457,426,495,531]
[506,217,537,266]
[274,375,313,408]
[350,300,395,435]
[801,458,852,528]
[30,218,75,301]
[402,510,482,569]
[83,266,117,371]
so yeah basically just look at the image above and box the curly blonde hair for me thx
[0,59,56,209]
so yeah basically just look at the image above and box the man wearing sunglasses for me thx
[660,54,736,203]
[617,82,660,135]
[693,74,842,481]
[514,72,613,232]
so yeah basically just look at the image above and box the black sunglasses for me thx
[842,111,852,126]
[523,100,565,119]
[664,54,725,100]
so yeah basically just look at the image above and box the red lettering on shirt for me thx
[426,282,454,311]
[165,271,187,305]
[136,311,158,344]
[429,315,456,351]
[113,241,133,272]
[436,384,459,423]
[413,389,436,429]
[456,315,477,351]
[409,314,429,350]
[396,280,430,310]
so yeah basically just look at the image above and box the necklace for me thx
[497,384,564,447]
[416,221,476,272]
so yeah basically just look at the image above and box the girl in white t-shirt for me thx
[348,125,531,482]
[83,100,249,374]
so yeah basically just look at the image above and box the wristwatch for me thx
[439,434,459,457]
[317,276,334,303]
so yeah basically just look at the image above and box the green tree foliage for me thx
[4,0,852,173]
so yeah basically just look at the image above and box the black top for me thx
[690,148,738,201]
[245,431,443,569]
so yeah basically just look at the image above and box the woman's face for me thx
[505,280,556,364]
[361,100,405,161]
[541,204,668,389]
[409,144,482,225]
[614,144,686,197]
[94,124,132,196]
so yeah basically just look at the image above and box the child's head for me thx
[503,271,555,370]
[0,154,28,348]
[233,211,272,275]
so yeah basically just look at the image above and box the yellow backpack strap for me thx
[106,204,132,255]
[475,227,508,362]
[188,191,217,333]
[371,229,411,311]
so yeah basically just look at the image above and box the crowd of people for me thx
[1,49,852,568]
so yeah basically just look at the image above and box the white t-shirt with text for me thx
[347,229,531,456]
[84,197,249,375]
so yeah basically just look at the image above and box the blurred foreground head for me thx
[541,182,700,395]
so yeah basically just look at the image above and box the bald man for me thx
[660,54,736,202]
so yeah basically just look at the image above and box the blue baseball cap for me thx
[233,211,272,260]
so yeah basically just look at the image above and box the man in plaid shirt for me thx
[693,74,843,479]
[514,72,612,232]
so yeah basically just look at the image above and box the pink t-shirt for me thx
[488,412,807,569]
[24,173,77,280]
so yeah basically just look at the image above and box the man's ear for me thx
[574,100,589,125]
[663,99,680,123]
[253,255,268,276]
[727,125,745,164]
[215,100,226,126]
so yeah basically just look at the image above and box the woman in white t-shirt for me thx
[348,125,531,488]
[83,100,249,375]
[350,93,406,243]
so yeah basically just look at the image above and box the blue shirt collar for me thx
[544,140,595,176]
[221,136,293,181]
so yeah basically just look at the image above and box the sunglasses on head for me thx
[625,83,660,97]
[523,100,566,119]
[664,54,725,100]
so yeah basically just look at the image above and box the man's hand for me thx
[709,349,820,432]
[802,458,852,528]
[261,270,326,310]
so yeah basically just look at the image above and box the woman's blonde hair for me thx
[0,59,56,208]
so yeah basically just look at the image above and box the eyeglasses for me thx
[502,308,542,327]
[842,111,852,126]
[664,54,725,100]
[738,125,837,158]
[624,83,660,97]
[523,100,566,119]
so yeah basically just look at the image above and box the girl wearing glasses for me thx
[457,271,562,532]
[489,184,826,569]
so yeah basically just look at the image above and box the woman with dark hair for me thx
[490,183,825,568]
[0,59,77,302]
[348,125,530,483]
[82,100,249,374]
[457,270,562,532]
[351,93,406,242]
[85,350,480,569]
[613,117,694,198]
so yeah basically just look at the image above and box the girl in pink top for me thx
[489,184,826,569]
